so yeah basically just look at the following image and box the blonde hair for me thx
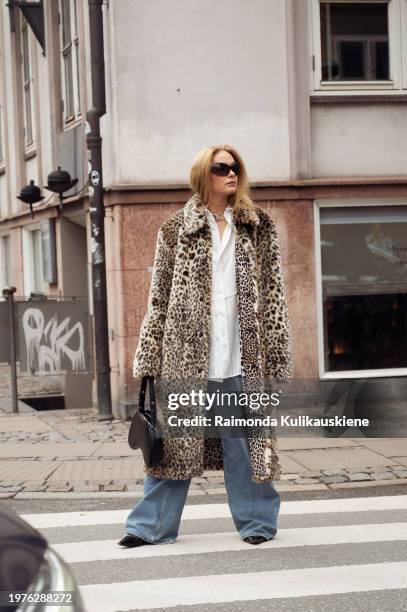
[189,144,255,214]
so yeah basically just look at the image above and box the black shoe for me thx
[244,536,268,545]
[118,534,153,547]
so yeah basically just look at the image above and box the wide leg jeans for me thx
[124,375,281,543]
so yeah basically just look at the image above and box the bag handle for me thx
[139,376,157,427]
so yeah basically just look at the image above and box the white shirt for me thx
[205,205,242,381]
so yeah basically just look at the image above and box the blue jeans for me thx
[125,375,281,543]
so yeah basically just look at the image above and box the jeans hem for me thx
[124,528,176,545]
[240,531,276,541]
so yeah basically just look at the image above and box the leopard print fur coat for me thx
[133,192,293,482]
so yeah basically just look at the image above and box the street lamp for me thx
[17,167,79,217]
[16,180,44,218]
[44,166,78,211]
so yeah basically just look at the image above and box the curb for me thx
[2,477,406,500]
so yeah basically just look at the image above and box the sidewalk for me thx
[1,406,407,499]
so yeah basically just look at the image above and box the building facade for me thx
[0,0,406,414]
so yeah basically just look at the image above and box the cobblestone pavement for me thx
[0,408,128,444]
[1,407,407,498]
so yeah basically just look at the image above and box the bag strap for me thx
[139,376,157,426]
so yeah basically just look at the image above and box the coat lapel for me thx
[181,192,260,235]
[235,226,263,383]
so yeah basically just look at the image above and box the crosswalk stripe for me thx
[21,495,407,529]
[79,561,407,611]
[53,522,407,563]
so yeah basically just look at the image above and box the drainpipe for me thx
[86,0,112,420]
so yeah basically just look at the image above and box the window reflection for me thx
[320,206,407,372]
[320,2,390,81]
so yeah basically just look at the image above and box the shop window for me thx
[319,205,407,372]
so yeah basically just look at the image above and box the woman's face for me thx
[210,150,239,199]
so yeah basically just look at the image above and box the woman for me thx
[119,144,293,547]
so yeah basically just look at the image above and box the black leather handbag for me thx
[128,376,164,467]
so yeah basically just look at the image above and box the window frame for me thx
[314,197,407,379]
[20,16,35,149]
[22,225,44,296]
[0,235,11,288]
[401,0,407,88]
[309,0,405,94]
[58,0,81,126]
[0,105,4,165]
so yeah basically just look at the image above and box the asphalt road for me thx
[4,486,407,612]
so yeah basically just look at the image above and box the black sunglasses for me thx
[210,162,240,177]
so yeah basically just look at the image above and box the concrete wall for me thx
[106,0,295,184]
[311,104,407,177]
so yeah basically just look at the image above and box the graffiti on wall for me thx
[12,300,91,374]
[22,308,86,373]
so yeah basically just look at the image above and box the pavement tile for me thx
[47,458,145,482]
[283,447,397,471]
[392,457,407,467]
[360,439,407,457]
[297,470,321,478]
[347,473,373,481]
[278,437,355,450]
[0,481,25,487]
[364,466,396,473]
[15,492,140,500]
[104,483,126,492]
[0,443,102,458]
[279,453,309,472]
[0,416,54,433]
[320,475,348,484]
[371,472,397,480]
[1,460,60,482]
[22,480,45,487]
[72,484,100,492]
[46,484,73,492]
[321,469,348,476]
[91,442,138,457]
